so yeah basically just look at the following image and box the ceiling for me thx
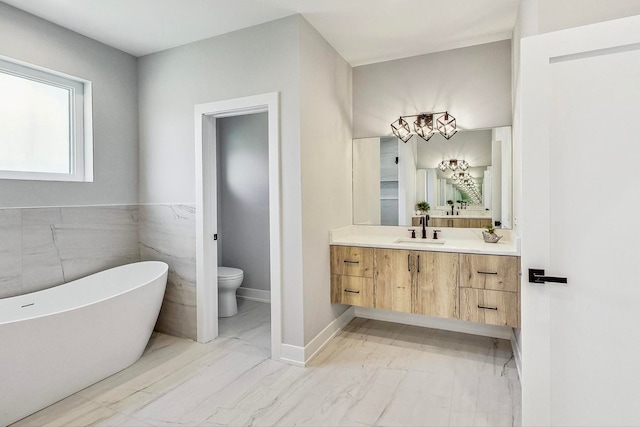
[416,129,493,170]
[1,0,519,66]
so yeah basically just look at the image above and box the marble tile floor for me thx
[218,299,271,351]
[13,317,521,427]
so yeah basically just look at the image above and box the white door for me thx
[521,16,640,426]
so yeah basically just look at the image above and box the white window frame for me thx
[0,56,93,182]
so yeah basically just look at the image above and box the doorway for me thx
[194,93,281,361]
[216,112,270,350]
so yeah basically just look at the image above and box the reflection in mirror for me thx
[352,127,512,229]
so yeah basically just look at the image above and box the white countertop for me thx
[330,225,520,256]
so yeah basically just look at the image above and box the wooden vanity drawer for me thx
[330,246,373,277]
[460,254,520,292]
[460,288,519,327]
[331,275,373,307]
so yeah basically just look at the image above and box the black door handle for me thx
[528,268,568,284]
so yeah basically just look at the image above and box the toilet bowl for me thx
[218,266,244,317]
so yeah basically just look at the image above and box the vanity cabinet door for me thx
[413,251,459,318]
[374,248,413,313]
[460,288,519,327]
[453,218,471,228]
[430,218,450,228]
[460,254,520,292]
[469,218,492,228]
[330,246,373,278]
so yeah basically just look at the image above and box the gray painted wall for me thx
[217,113,270,293]
[353,40,512,138]
[300,19,353,345]
[0,3,138,208]
[138,15,305,346]
[138,15,353,347]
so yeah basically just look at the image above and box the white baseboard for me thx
[304,307,355,364]
[511,328,522,379]
[353,306,513,340]
[236,287,270,303]
[279,344,305,367]
[279,307,355,367]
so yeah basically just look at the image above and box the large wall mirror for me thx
[353,126,512,229]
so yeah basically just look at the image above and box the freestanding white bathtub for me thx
[0,261,168,426]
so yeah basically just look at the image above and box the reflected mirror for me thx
[352,127,512,229]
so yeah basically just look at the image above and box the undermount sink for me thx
[393,238,446,245]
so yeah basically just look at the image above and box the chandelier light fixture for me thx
[391,111,458,142]
[437,159,469,172]
[450,172,482,204]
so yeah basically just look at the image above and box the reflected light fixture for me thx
[391,111,457,142]
[450,171,481,203]
[437,159,468,172]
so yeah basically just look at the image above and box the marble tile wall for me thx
[139,204,197,341]
[0,205,140,299]
[0,203,198,342]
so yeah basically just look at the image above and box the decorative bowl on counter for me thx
[482,231,503,243]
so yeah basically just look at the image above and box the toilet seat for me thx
[218,266,243,281]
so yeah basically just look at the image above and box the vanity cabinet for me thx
[330,246,374,306]
[330,245,520,328]
[428,218,491,228]
[459,254,520,327]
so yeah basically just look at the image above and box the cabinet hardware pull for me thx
[477,305,498,310]
[477,271,498,275]
[343,260,359,264]
[344,289,360,294]
[408,254,411,272]
[417,255,420,273]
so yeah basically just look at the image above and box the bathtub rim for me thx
[0,261,168,326]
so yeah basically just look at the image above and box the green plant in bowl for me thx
[415,201,430,214]
[482,224,502,243]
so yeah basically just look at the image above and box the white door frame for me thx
[194,92,281,360]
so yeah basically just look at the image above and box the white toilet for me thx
[218,266,244,317]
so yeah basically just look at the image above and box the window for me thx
[0,57,92,182]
